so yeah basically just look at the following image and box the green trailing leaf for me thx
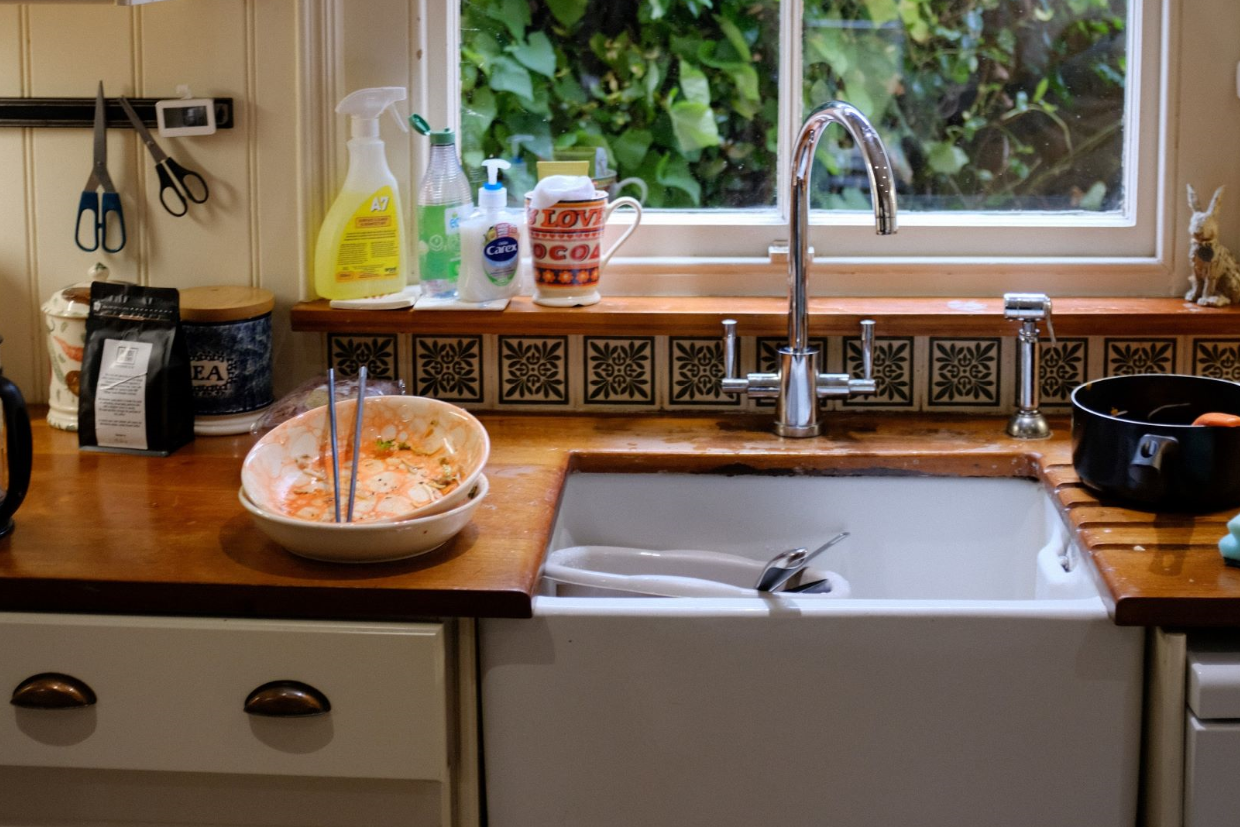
[724,63,759,102]
[461,86,497,141]
[487,0,530,40]
[546,0,588,28]
[928,142,969,175]
[1033,76,1050,103]
[714,15,751,62]
[511,31,557,78]
[678,59,711,106]
[489,55,534,100]
[668,100,720,152]
[731,93,760,120]
[1079,181,1107,211]
[657,153,702,205]
[554,72,589,105]
[862,0,899,25]
[614,128,654,171]
[644,59,662,106]
[462,30,503,73]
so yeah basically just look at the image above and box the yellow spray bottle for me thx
[313,87,408,301]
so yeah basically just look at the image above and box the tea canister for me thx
[179,286,275,436]
[41,262,111,431]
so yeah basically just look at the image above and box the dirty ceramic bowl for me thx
[241,395,489,524]
[239,474,488,563]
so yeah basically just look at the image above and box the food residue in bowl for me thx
[283,437,461,522]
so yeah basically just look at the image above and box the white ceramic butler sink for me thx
[480,472,1145,827]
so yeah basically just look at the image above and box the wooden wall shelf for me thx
[291,297,1240,338]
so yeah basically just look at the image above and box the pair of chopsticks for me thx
[326,366,368,523]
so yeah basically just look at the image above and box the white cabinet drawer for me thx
[0,613,448,781]
[1185,715,1240,827]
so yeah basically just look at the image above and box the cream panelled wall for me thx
[0,0,319,404]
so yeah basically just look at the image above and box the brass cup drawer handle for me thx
[243,680,331,717]
[11,672,97,709]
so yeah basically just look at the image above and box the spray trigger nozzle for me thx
[337,87,407,139]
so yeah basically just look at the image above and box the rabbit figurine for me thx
[1186,184,1240,307]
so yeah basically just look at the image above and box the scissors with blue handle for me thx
[119,95,209,217]
[74,82,126,253]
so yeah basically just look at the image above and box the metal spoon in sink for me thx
[755,531,849,593]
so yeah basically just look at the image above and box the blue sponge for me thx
[1220,515,1240,568]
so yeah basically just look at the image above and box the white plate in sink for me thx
[542,545,850,598]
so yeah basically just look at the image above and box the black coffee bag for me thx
[78,282,195,456]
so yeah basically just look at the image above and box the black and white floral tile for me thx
[925,337,1013,412]
[667,337,743,409]
[1036,338,1090,409]
[322,333,1240,414]
[412,336,486,404]
[840,336,922,410]
[583,336,658,408]
[326,333,404,384]
[1193,339,1240,382]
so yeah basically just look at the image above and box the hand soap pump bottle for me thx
[411,115,473,299]
[459,159,523,303]
[313,87,408,301]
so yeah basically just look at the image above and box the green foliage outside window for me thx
[460,0,1127,212]
[461,0,780,209]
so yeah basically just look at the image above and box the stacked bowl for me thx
[240,395,490,562]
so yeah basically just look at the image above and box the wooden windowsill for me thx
[290,296,1240,338]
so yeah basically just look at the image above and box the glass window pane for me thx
[803,0,1127,212]
[460,0,781,210]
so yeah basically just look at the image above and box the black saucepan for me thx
[1071,374,1240,511]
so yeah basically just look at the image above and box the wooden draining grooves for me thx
[291,296,1240,337]
[1044,459,1240,626]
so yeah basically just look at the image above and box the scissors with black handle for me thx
[118,96,209,217]
[74,82,126,253]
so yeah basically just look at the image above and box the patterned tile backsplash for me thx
[413,336,484,403]
[927,338,1003,409]
[324,332,1240,414]
[1038,338,1088,408]
[1104,338,1177,376]
[498,336,570,406]
[583,337,656,406]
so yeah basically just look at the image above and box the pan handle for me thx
[1128,434,1178,501]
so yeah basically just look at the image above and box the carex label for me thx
[483,222,520,286]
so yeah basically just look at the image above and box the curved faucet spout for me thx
[719,100,897,438]
[789,101,898,351]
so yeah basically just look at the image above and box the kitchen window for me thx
[426,0,1180,293]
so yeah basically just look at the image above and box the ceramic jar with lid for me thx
[179,286,275,436]
[41,263,111,431]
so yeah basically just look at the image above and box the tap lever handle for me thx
[859,320,875,381]
[722,318,738,381]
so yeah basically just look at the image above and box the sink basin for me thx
[481,471,1144,827]
[543,473,1088,602]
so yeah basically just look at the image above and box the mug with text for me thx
[525,191,643,307]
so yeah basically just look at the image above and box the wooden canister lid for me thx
[180,286,275,323]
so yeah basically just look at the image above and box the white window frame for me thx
[396,0,1229,297]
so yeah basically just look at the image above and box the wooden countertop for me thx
[2,412,1238,625]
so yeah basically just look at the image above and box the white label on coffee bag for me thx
[94,338,152,450]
